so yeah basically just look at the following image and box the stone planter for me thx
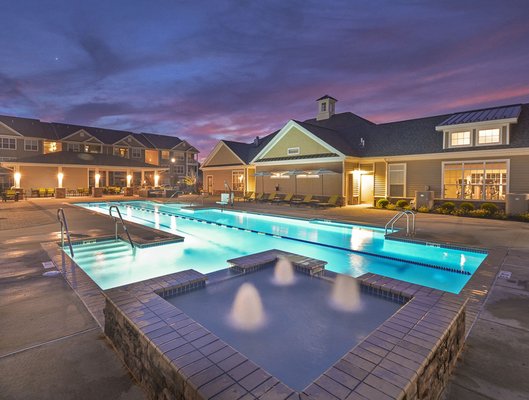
[55,187,66,199]
[92,187,103,198]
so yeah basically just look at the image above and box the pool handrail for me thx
[57,208,74,257]
[108,205,135,248]
[385,210,416,236]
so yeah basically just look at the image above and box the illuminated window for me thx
[450,131,471,147]
[443,161,507,200]
[0,137,16,150]
[287,147,300,156]
[388,163,406,197]
[43,141,61,153]
[161,150,170,159]
[478,128,500,144]
[83,144,101,153]
[113,147,129,158]
[232,170,244,191]
[24,139,38,151]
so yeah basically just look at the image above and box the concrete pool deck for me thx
[0,195,528,399]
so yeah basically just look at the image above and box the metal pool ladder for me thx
[385,210,416,237]
[57,208,74,257]
[108,205,135,248]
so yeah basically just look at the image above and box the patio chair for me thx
[250,193,264,202]
[290,194,313,206]
[242,191,254,202]
[31,188,39,197]
[38,188,46,197]
[273,193,293,204]
[46,188,55,197]
[1,190,19,202]
[264,193,278,203]
[257,193,271,202]
[313,195,340,208]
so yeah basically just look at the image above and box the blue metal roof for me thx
[438,104,522,127]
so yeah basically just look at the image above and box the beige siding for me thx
[507,155,529,193]
[19,166,58,191]
[0,122,22,137]
[374,162,386,197]
[202,168,247,193]
[260,127,333,159]
[207,144,244,167]
[343,160,359,204]
[62,167,88,189]
[405,160,442,198]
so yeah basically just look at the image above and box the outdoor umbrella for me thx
[285,170,305,194]
[253,171,272,193]
[313,168,337,195]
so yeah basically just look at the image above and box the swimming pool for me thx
[72,201,487,293]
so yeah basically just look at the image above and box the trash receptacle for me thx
[415,191,434,209]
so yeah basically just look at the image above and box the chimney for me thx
[316,95,337,121]
[253,136,260,146]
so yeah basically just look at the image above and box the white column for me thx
[95,168,100,188]
[141,170,145,186]
[13,165,21,189]
[57,166,64,188]
[126,169,132,187]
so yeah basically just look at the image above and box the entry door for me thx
[207,176,213,194]
[360,174,374,204]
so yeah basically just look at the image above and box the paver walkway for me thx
[1,196,529,399]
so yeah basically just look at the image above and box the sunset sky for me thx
[2,0,529,158]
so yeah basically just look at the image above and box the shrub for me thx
[396,199,409,208]
[517,213,529,222]
[440,201,456,212]
[481,202,499,215]
[417,206,430,213]
[468,209,490,218]
[459,202,475,212]
[386,203,397,210]
[376,198,389,208]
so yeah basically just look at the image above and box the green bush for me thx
[386,203,397,210]
[517,213,529,222]
[440,201,456,212]
[459,202,475,212]
[468,209,490,218]
[376,198,389,208]
[481,202,499,214]
[417,206,430,213]
[396,199,409,208]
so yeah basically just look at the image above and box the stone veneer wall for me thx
[105,300,187,400]
[416,306,465,399]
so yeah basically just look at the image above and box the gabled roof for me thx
[141,132,182,149]
[0,115,56,139]
[437,104,522,127]
[10,151,161,168]
[316,95,337,102]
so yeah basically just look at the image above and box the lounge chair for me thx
[240,191,254,202]
[273,193,293,204]
[38,188,46,197]
[314,195,340,207]
[1,190,19,202]
[265,193,278,203]
[46,188,55,197]
[248,193,264,201]
[290,194,312,206]
[257,193,271,202]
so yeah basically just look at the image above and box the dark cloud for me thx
[0,0,528,158]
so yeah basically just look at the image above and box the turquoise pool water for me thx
[73,201,487,293]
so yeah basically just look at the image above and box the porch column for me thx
[126,168,132,187]
[57,166,63,188]
[141,170,145,186]
[95,168,100,188]
[105,170,109,187]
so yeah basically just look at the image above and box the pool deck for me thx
[0,195,528,399]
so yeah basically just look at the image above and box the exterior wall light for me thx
[14,172,21,188]
[57,172,64,187]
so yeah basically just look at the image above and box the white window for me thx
[175,152,185,161]
[174,165,185,175]
[131,148,141,158]
[67,143,81,152]
[388,163,406,197]
[287,147,300,156]
[450,131,471,147]
[321,103,326,112]
[443,160,507,201]
[24,139,38,151]
[478,128,500,145]
[0,137,16,150]
[232,170,244,191]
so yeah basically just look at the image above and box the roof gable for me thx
[251,120,345,163]
[202,141,246,167]
[114,134,146,147]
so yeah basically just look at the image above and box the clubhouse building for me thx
[0,115,199,194]
[201,95,528,206]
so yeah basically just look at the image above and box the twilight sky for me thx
[1,0,529,158]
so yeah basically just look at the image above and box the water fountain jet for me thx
[229,283,266,331]
[330,275,362,312]
[272,257,295,286]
